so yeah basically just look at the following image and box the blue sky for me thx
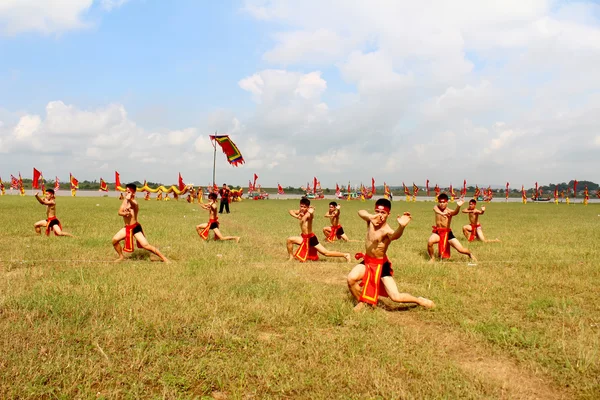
[1,0,599,188]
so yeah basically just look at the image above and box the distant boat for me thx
[531,197,551,202]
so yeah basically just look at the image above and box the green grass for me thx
[1,196,599,399]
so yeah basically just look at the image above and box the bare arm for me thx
[358,210,372,222]
[450,199,464,216]
[479,206,486,215]
[390,212,411,241]
[289,209,301,219]
[34,192,49,205]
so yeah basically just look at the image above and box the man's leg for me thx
[112,228,126,262]
[286,236,303,260]
[314,244,351,262]
[34,219,47,235]
[134,232,169,262]
[212,228,240,242]
[219,201,225,214]
[449,238,477,261]
[53,224,75,238]
[477,227,500,243]
[381,277,435,308]
[323,226,331,240]
[225,201,230,213]
[347,263,366,302]
[462,224,471,240]
[427,233,440,262]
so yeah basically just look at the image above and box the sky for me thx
[1,0,599,188]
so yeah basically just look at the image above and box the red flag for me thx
[248,180,253,192]
[412,183,419,196]
[347,182,351,193]
[335,183,340,196]
[506,182,510,199]
[277,183,285,195]
[70,173,79,189]
[18,173,24,192]
[115,171,121,190]
[461,180,467,196]
[573,180,578,197]
[403,182,410,195]
[426,180,430,197]
[33,168,42,189]
[54,177,60,191]
[313,177,318,194]
[371,177,375,194]
[450,184,455,197]
[253,173,258,190]
[10,175,19,189]
[554,186,558,200]
[100,178,108,192]
[534,182,538,200]
[178,173,185,191]
[210,135,245,166]
[521,185,527,200]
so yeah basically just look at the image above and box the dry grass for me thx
[0,195,598,399]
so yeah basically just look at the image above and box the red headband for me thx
[375,205,390,213]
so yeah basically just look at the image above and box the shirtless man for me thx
[196,192,240,242]
[34,189,74,237]
[287,197,351,262]
[322,201,350,242]
[347,198,434,311]
[462,199,500,242]
[111,183,169,262]
[427,193,476,262]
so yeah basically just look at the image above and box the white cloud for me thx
[0,0,127,35]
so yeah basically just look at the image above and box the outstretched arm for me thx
[358,210,372,222]
[390,212,411,241]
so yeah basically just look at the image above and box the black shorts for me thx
[48,218,61,229]
[132,223,143,235]
[309,235,319,247]
[336,226,345,238]
[447,230,455,240]
[361,260,392,278]
[209,221,219,230]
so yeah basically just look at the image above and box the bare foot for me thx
[469,254,478,262]
[428,258,436,264]
[353,302,366,312]
[235,237,241,243]
[287,256,295,262]
[344,253,351,263]
[114,257,124,263]
[418,297,435,309]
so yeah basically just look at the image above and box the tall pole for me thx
[212,131,217,190]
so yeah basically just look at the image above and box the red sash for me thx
[326,225,341,243]
[468,223,481,242]
[294,233,319,262]
[45,216,62,236]
[432,227,451,259]
[124,223,143,252]
[356,254,391,305]
[199,218,218,240]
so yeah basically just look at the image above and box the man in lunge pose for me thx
[112,183,169,262]
[427,193,476,262]
[347,198,434,311]
[287,197,351,262]
[34,189,74,237]
[196,192,240,242]
[462,199,500,242]
[322,201,351,242]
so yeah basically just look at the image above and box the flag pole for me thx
[212,131,217,189]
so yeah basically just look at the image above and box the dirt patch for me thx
[388,313,571,400]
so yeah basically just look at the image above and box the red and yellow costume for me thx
[124,222,144,252]
[326,225,342,243]
[432,226,451,259]
[45,216,62,236]
[294,233,319,262]
[199,218,219,240]
[356,253,392,305]
[468,223,481,242]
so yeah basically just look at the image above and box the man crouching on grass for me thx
[347,198,435,311]
[287,197,351,262]
[111,183,169,263]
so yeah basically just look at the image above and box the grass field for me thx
[0,195,598,399]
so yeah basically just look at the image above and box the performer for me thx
[287,197,350,262]
[322,201,350,242]
[34,189,74,237]
[347,198,434,311]
[462,199,500,242]
[111,183,169,262]
[196,192,240,242]
[219,183,231,214]
[427,193,476,262]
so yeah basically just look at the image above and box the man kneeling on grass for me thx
[347,198,435,311]
[287,197,350,262]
